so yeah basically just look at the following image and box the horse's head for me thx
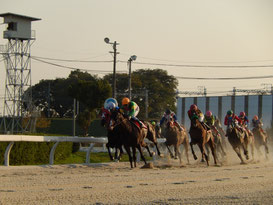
[190,114,199,128]
[214,118,222,128]
[108,108,125,130]
[154,123,162,138]
[165,114,175,128]
[100,108,111,127]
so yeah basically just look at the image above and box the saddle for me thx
[129,119,143,129]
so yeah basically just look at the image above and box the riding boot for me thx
[137,119,147,129]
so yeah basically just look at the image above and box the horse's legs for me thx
[232,145,246,164]
[190,142,198,160]
[183,141,190,164]
[124,146,133,168]
[166,143,174,158]
[175,144,182,165]
[106,143,114,161]
[118,145,124,160]
[208,139,217,165]
[137,144,147,165]
[153,142,161,156]
[199,144,209,166]
[132,146,137,167]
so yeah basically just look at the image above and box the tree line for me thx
[27,69,178,134]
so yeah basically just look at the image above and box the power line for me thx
[120,61,273,68]
[31,56,126,74]
[175,75,273,80]
[31,55,113,63]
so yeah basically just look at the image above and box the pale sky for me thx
[1,0,273,114]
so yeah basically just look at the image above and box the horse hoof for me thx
[240,161,247,165]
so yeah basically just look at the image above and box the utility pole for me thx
[104,38,119,99]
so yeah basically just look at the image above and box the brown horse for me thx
[209,125,226,160]
[226,120,250,164]
[214,118,228,149]
[161,115,190,165]
[108,109,150,168]
[143,121,162,157]
[252,120,269,159]
[189,116,217,166]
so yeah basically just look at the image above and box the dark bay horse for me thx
[100,108,123,161]
[189,116,217,166]
[108,109,149,168]
[161,115,190,165]
[226,121,250,164]
[252,120,269,159]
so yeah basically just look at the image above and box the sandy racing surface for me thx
[0,146,273,205]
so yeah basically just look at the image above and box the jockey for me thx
[252,115,266,134]
[239,111,252,136]
[224,110,242,133]
[121,97,147,129]
[204,111,219,135]
[187,104,210,130]
[160,109,184,131]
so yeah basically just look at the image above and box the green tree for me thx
[28,70,111,118]
[104,69,178,119]
[76,109,96,136]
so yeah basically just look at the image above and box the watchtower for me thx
[0,13,41,133]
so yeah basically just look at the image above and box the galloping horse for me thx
[108,109,150,168]
[189,116,217,166]
[209,125,226,160]
[161,115,190,165]
[143,121,162,157]
[100,108,124,161]
[226,120,250,164]
[252,120,269,159]
[214,118,228,149]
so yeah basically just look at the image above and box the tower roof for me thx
[0,12,41,21]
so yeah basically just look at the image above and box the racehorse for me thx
[100,108,123,161]
[161,115,190,165]
[209,125,226,160]
[108,108,150,168]
[252,120,269,159]
[189,116,217,166]
[214,118,228,149]
[143,121,162,157]
[226,120,250,164]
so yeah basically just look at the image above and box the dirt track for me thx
[0,145,273,205]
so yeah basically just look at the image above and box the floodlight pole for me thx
[128,55,137,100]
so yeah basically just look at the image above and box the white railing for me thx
[0,135,166,166]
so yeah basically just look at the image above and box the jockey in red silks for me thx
[224,110,243,134]
[239,111,252,136]
[188,104,210,130]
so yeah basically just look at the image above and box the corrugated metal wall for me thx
[177,95,273,130]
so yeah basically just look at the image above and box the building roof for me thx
[0,12,41,21]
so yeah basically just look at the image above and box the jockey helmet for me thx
[122,97,130,105]
[206,110,212,117]
[190,104,197,111]
[253,115,258,120]
[227,110,233,116]
[165,109,171,115]
[106,102,115,110]
[239,111,245,117]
